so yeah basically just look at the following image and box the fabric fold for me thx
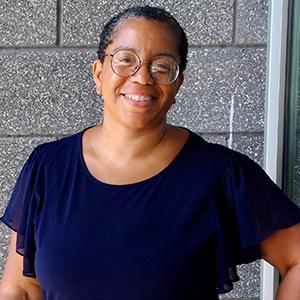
[1,147,39,277]
[216,151,300,294]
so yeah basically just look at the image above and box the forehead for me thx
[108,18,179,57]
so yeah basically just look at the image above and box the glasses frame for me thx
[104,49,180,85]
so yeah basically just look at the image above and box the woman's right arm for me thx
[0,231,43,300]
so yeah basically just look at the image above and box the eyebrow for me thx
[110,46,179,63]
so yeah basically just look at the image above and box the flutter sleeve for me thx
[216,150,300,294]
[1,147,40,277]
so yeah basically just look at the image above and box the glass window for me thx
[283,0,300,207]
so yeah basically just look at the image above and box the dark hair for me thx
[97,6,188,74]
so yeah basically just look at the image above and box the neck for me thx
[96,119,169,162]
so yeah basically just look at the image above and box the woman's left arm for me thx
[258,222,300,299]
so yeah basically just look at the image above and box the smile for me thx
[124,94,153,102]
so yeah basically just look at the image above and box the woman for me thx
[0,6,300,300]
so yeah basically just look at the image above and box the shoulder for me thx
[35,129,84,165]
[187,130,258,164]
[187,130,231,161]
[185,130,267,181]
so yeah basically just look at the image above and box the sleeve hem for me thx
[22,271,37,278]
[243,219,300,250]
[0,217,18,233]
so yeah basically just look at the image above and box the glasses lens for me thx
[111,50,139,77]
[151,57,179,84]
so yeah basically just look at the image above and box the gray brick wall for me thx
[0,0,268,298]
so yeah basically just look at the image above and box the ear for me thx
[93,59,103,94]
[177,73,184,90]
[173,74,184,104]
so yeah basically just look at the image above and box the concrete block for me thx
[142,0,234,45]
[236,0,268,44]
[63,0,141,46]
[232,133,264,166]
[1,47,265,135]
[63,0,234,46]
[219,261,260,299]
[169,47,266,133]
[0,0,57,46]
[0,50,102,135]
[230,48,266,132]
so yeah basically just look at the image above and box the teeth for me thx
[125,94,152,102]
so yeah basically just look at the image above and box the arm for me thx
[0,231,43,300]
[258,222,300,300]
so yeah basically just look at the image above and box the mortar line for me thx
[0,131,264,139]
[232,0,238,44]
[56,0,63,47]
[0,44,267,52]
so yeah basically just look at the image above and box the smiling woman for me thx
[1,5,300,300]
[93,18,184,135]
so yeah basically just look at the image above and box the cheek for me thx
[163,86,179,100]
[101,74,126,100]
[101,68,117,87]
[101,61,120,84]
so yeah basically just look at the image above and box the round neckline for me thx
[79,127,194,188]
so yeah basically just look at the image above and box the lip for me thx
[122,93,157,108]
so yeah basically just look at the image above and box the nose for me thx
[130,61,154,85]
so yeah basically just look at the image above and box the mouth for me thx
[124,94,154,102]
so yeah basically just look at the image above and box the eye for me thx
[115,57,135,65]
[153,63,171,73]
[152,61,172,74]
[113,50,138,66]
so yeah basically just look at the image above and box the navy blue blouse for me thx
[2,129,300,300]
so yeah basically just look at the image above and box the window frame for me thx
[262,0,292,299]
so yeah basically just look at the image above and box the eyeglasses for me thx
[105,49,180,85]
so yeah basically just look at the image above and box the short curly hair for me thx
[97,6,188,74]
